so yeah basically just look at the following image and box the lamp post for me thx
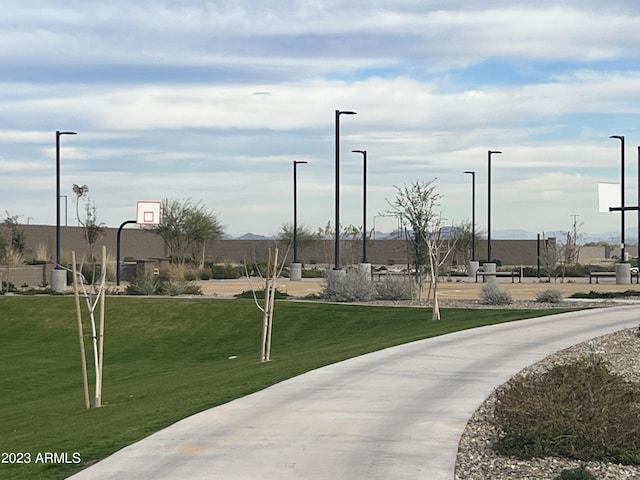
[610,135,625,261]
[334,109,357,270]
[352,149,367,263]
[293,160,308,264]
[487,150,502,263]
[56,130,77,268]
[463,170,476,261]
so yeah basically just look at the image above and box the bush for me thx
[302,267,325,278]
[125,276,203,296]
[210,264,243,279]
[125,275,161,295]
[182,282,203,295]
[555,464,597,480]
[198,269,212,280]
[535,288,563,303]
[234,289,289,299]
[494,354,640,464]
[479,282,512,305]
[163,280,185,296]
[374,275,411,300]
[321,270,377,302]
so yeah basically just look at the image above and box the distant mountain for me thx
[229,229,637,244]
[235,233,271,240]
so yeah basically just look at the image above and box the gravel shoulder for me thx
[455,325,640,480]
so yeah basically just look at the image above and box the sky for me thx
[2,1,640,240]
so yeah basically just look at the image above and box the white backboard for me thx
[136,201,162,225]
[598,182,620,213]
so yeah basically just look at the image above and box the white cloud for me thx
[1,1,639,238]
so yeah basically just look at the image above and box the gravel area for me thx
[454,324,640,480]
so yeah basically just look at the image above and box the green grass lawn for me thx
[0,296,569,479]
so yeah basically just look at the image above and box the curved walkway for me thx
[69,305,640,480]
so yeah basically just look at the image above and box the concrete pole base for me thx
[290,263,303,282]
[51,269,67,293]
[615,263,631,285]
[482,262,496,282]
[468,260,480,278]
[358,262,372,278]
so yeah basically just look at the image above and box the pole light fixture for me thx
[610,135,625,261]
[334,109,357,270]
[56,130,77,269]
[352,149,367,263]
[293,160,308,264]
[463,170,476,261]
[487,150,502,263]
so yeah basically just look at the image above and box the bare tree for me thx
[558,218,582,282]
[387,180,459,320]
[539,234,559,282]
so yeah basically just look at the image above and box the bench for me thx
[589,270,639,284]
[475,269,522,283]
[371,271,407,281]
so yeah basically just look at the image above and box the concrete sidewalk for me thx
[69,306,640,480]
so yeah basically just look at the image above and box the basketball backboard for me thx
[598,182,620,213]
[136,201,162,226]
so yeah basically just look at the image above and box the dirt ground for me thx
[195,276,640,301]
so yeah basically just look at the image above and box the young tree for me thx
[1,213,26,291]
[540,234,559,282]
[387,180,458,319]
[73,185,105,283]
[558,218,582,282]
[154,198,224,264]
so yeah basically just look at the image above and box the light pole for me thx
[334,109,357,270]
[463,170,476,261]
[56,130,77,269]
[293,160,308,264]
[487,150,502,263]
[610,135,625,261]
[352,149,367,263]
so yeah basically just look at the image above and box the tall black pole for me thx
[487,150,501,263]
[610,135,625,261]
[637,146,639,260]
[55,130,77,269]
[464,170,475,261]
[352,150,367,263]
[334,109,357,270]
[293,160,307,263]
[116,220,137,286]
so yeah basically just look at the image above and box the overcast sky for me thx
[2,1,640,239]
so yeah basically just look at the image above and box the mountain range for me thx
[230,229,634,244]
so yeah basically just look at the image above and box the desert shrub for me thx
[183,270,197,281]
[234,289,289,299]
[535,288,563,303]
[494,354,640,464]
[182,282,203,295]
[125,275,161,295]
[479,282,512,305]
[198,269,212,280]
[1,281,17,293]
[302,267,325,278]
[555,464,597,480]
[321,270,377,302]
[374,275,411,300]
[163,280,185,296]
[210,264,243,279]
